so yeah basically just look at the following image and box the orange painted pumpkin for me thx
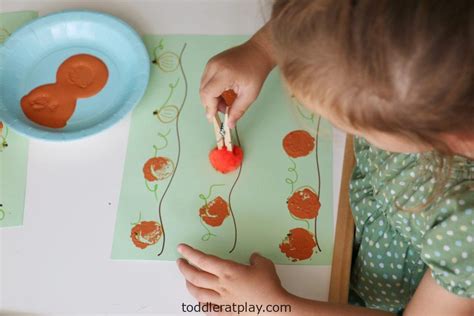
[282,130,315,158]
[287,188,321,219]
[130,221,162,249]
[279,227,317,261]
[199,196,230,227]
[143,157,174,182]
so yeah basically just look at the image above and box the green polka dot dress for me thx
[348,137,474,313]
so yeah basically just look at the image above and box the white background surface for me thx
[0,1,347,315]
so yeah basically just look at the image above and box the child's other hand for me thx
[200,33,275,128]
[177,243,290,312]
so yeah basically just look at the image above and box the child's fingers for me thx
[227,91,256,129]
[178,243,233,276]
[200,58,219,90]
[185,280,221,305]
[199,76,230,121]
[217,100,227,114]
[177,258,219,290]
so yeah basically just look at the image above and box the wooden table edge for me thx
[328,134,356,304]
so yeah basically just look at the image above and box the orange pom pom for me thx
[209,145,244,174]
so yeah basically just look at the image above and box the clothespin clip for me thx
[212,89,236,152]
[212,110,233,151]
[213,114,225,150]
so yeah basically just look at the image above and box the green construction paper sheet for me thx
[111,35,334,265]
[0,11,38,44]
[0,11,36,227]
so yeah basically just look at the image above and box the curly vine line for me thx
[152,39,180,73]
[153,79,180,124]
[0,27,11,44]
[131,212,142,225]
[0,27,11,36]
[153,39,165,55]
[157,43,188,257]
[285,158,298,196]
[296,103,315,122]
[1,125,9,152]
[227,126,243,254]
[0,123,10,219]
[0,204,5,221]
[199,219,216,241]
[160,79,179,109]
[314,116,322,252]
[154,129,171,153]
[144,129,172,201]
[145,179,159,202]
[199,184,225,205]
[289,212,310,230]
[293,97,323,253]
[285,160,311,230]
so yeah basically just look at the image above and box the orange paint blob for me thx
[279,227,317,261]
[143,157,174,182]
[56,54,109,98]
[221,89,237,106]
[209,145,243,174]
[20,84,77,128]
[288,188,321,219]
[0,121,3,134]
[21,54,109,129]
[199,196,230,227]
[282,130,315,158]
[130,221,162,249]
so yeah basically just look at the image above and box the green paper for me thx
[111,35,334,265]
[0,11,38,44]
[0,123,29,227]
[0,12,36,227]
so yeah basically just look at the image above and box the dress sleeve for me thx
[421,195,474,298]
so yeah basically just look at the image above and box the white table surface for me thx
[0,1,347,314]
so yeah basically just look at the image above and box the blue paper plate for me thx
[0,11,150,141]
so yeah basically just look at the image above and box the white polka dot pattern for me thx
[348,137,474,313]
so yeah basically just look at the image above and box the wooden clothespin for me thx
[213,114,225,150]
[212,89,236,152]
[212,110,232,151]
[223,106,233,151]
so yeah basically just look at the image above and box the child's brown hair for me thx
[271,0,473,154]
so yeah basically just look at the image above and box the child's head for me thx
[271,0,473,155]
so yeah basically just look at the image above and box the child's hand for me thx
[200,25,276,128]
[177,244,291,311]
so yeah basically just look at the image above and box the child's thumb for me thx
[227,92,256,129]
